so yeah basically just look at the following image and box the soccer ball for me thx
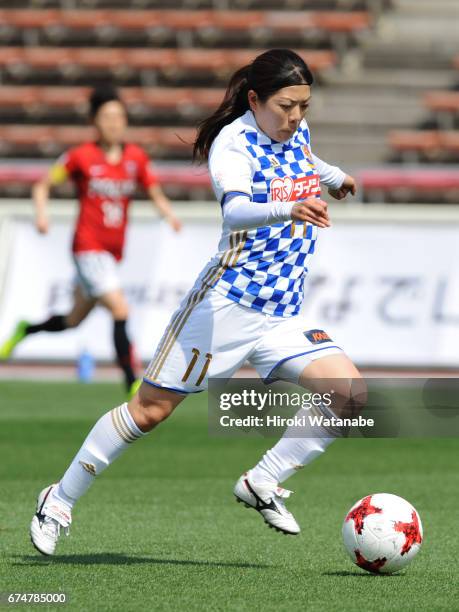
[342,493,423,574]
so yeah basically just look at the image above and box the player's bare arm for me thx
[147,184,182,232]
[31,176,52,235]
[32,163,68,234]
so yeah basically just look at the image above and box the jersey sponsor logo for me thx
[304,329,332,344]
[270,174,321,202]
[88,177,136,198]
[270,176,294,201]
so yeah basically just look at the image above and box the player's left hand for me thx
[328,175,356,200]
[167,215,182,232]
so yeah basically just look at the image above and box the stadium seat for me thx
[153,9,215,30]
[0,8,367,32]
[388,130,459,163]
[388,130,442,162]
[0,125,55,156]
[185,88,224,111]
[209,48,336,74]
[38,86,89,111]
[0,47,337,85]
[71,48,126,71]
[121,49,177,72]
[0,124,197,158]
[195,11,264,44]
[0,85,225,123]
[155,127,196,150]
[0,8,371,49]
[309,11,371,33]
[359,168,459,203]
[0,9,58,29]
[46,10,114,43]
[123,87,213,120]
[424,91,459,130]
[0,85,39,109]
[0,85,87,119]
[0,85,89,113]
[0,47,74,81]
[441,131,459,153]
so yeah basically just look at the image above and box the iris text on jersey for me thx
[270,174,320,202]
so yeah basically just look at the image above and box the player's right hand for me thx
[291,198,330,228]
[35,216,49,234]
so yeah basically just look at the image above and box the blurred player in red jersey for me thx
[0,86,181,396]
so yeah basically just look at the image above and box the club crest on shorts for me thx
[304,329,332,344]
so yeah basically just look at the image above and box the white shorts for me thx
[73,251,121,298]
[144,285,343,394]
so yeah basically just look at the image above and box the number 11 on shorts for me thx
[182,348,213,386]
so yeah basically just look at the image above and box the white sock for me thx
[51,403,145,510]
[250,403,339,485]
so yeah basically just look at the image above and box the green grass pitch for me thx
[0,381,458,611]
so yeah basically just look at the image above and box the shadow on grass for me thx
[323,571,403,578]
[14,553,270,569]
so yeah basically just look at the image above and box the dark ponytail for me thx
[193,49,314,162]
[193,65,251,163]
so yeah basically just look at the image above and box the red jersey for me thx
[54,142,158,261]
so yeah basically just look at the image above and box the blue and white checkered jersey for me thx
[202,110,345,317]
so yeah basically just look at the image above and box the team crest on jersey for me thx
[301,145,316,168]
[270,174,321,202]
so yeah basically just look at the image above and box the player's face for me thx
[249,85,311,143]
[93,100,128,146]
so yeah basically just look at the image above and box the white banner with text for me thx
[1,215,459,367]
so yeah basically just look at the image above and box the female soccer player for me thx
[0,86,181,396]
[30,50,364,555]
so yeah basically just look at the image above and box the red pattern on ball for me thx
[354,549,387,573]
[346,495,382,534]
[394,510,422,555]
